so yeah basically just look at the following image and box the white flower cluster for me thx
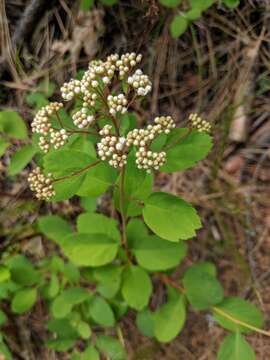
[107,94,128,116]
[72,109,95,128]
[31,102,63,135]
[116,53,142,79]
[189,113,211,133]
[60,79,82,101]
[136,148,166,172]
[28,167,55,201]
[128,69,152,96]
[31,102,69,153]
[97,125,127,168]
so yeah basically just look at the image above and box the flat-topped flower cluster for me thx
[28,52,211,200]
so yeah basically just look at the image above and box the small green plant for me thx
[0,52,268,359]
[159,0,240,38]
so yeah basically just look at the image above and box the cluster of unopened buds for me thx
[189,113,211,133]
[128,69,152,96]
[28,167,55,201]
[107,94,128,116]
[97,125,127,168]
[72,109,95,128]
[32,102,69,152]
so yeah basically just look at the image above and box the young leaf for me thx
[136,309,155,337]
[154,294,186,342]
[61,233,119,267]
[8,144,36,176]
[0,138,10,157]
[183,264,224,310]
[11,288,37,314]
[72,346,100,360]
[127,219,187,271]
[143,192,201,241]
[77,213,120,243]
[121,266,152,311]
[223,0,240,8]
[93,265,123,299]
[52,287,89,318]
[217,333,256,360]
[96,335,126,360]
[0,266,10,283]
[7,255,40,286]
[161,129,213,172]
[89,296,115,326]
[189,0,215,11]
[213,297,263,333]
[0,111,28,139]
[47,318,78,339]
[38,215,73,246]
[46,338,76,352]
[170,15,188,38]
[77,321,92,339]
[159,0,182,8]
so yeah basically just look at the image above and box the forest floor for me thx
[0,0,270,359]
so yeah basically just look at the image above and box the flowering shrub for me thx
[0,52,267,359]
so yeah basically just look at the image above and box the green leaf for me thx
[53,175,86,201]
[0,310,7,326]
[0,266,10,282]
[143,192,201,241]
[217,333,256,360]
[154,294,186,342]
[0,341,12,360]
[63,262,80,283]
[100,0,118,5]
[7,255,40,286]
[8,144,36,175]
[47,318,78,339]
[159,0,182,7]
[68,134,96,157]
[38,215,73,246]
[73,346,100,360]
[80,0,94,11]
[0,138,10,157]
[46,338,76,352]
[170,15,188,38]
[77,162,118,197]
[47,274,60,298]
[52,287,89,318]
[213,297,263,334]
[80,197,97,212]
[77,213,120,243]
[93,265,123,299]
[185,8,202,20]
[0,111,28,139]
[136,309,155,337]
[11,288,37,314]
[189,0,215,11]
[127,219,187,271]
[161,129,213,172]
[121,266,152,310]
[223,0,240,8]
[61,233,119,267]
[96,335,126,360]
[77,321,91,339]
[89,296,115,326]
[183,264,224,310]
[44,149,92,177]
[51,295,72,318]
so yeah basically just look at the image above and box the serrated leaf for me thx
[11,288,37,314]
[127,219,187,271]
[154,294,186,342]
[61,233,119,267]
[8,144,36,175]
[121,266,152,311]
[183,264,224,310]
[143,192,201,241]
[217,333,256,360]
[38,215,73,246]
[170,15,188,38]
[213,297,263,333]
[0,111,28,139]
[77,213,120,243]
[161,129,213,172]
